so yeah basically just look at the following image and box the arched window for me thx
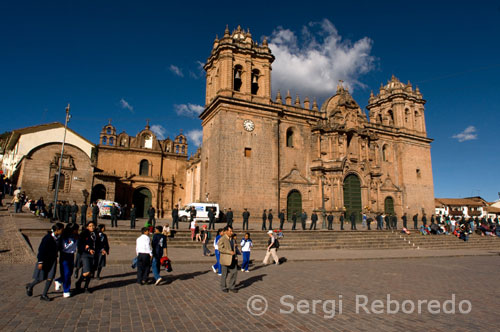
[176,145,179,154]
[382,145,389,162]
[139,160,149,176]
[109,137,114,146]
[106,128,111,134]
[181,146,185,154]
[234,65,242,92]
[52,172,65,190]
[102,137,107,145]
[377,114,383,124]
[405,109,410,123]
[286,128,294,147]
[251,69,259,95]
[387,110,394,125]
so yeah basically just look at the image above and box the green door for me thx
[287,190,302,221]
[343,174,362,223]
[133,187,152,218]
[384,197,395,215]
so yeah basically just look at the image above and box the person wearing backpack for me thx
[263,230,279,265]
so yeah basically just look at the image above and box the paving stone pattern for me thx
[0,256,498,332]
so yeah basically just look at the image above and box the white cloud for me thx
[119,98,134,113]
[452,126,478,142]
[268,19,375,101]
[174,103,204,118]
[150,124,167,140]
[189,61,205,79]
[169,64,184,77]
[186,129,203,147]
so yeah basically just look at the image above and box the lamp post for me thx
[53,104,71,214]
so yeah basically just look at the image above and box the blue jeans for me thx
[57,253,74,293]
[152,257,161,281]
[241,251,250,271]
[212,250,221,273]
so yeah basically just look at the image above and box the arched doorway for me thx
[384,196,395,215]
[287,190,302,221]
[133,187,152,218]
[343,174,362,224]
[91,184,106,203]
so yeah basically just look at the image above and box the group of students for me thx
[211,228,254,274]
[25,221,109,301]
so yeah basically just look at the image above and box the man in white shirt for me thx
[136,227,152,285]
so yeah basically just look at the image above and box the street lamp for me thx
[53,104,71,215]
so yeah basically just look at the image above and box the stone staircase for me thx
[19,228,500,251]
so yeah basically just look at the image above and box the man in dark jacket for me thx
[384,214,390,230]
[422,213,428,227]
[413,213,419,230]
[242,208,250,230]
[278,209,285,230]
[310,211,318,230]
[340,212,345,230]
[208,207,216,230]
[148,206,156,228]
[300,210,307,230]
[261,209,267,231]
[71,201,78,223]
[391,214,398,230]
[327,212,334,230]
[92,202,99,223]
[55,201,62,221]
[350,212,357,230]
[172,204,179,229]
[226,208,233,228]
[80,202,88,226]
[402,213,408,229]
[130,204,136,229]
[291,212,297,230]
[267,209,273,230]
[64,201,71,223]
[26,223,64,301]
[110,204,118,228]
[152,226,167,285]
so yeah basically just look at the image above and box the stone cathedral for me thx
[188,25,435,222]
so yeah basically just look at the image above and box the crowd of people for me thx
[25,221,109,301]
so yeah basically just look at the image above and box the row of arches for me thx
[233,65,260,95]
[373,108,424,131]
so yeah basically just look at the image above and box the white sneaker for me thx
[212,265,216,273]
[54,281,61,291]
[217,273,222,276]
[241,268,244,272]
[155,277,162,286]
[63,292,71,298]
[245,270,249,273]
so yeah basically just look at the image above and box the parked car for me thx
[178,202,220,222]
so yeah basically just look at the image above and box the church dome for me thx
[320,82,362,116]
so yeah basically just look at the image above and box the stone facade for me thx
[18,143,93,204]
[94,122,188,218]
[191,25,435,223]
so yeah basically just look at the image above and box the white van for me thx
[178,203,220,222]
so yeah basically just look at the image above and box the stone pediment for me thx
[380,176,400,192]
[280,168,312,185]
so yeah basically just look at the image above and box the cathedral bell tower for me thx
[203,25,275,105]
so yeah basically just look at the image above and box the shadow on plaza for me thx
[236,274,267,290]
[162,270,210,285]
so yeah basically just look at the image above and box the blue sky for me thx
[1,1,499,201]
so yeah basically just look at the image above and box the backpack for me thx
[274,238,280,249]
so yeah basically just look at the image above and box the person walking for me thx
[92,202,99,223]
[291,212,297,230]
[75,221,100,293]
[242,208,250,231]
[267,209,273,230]
[278,209,285,230]
[26,223,65,301]
[300,210,307,230]
[240,232,253,272]
[263,230,280,265]
[211,228,223,275]
[96,224,109,280]
[147,206,156,228]
[136,227,152,285]
[226,208,233,228]
[152,226,167,285]
[261,209,267,231]
[208,207,216,230]
[80,202,88,226]
[110,204,118,228]
[172,204,179,229]
[201,225,212,256]
[310,211,318,230]
[327,212,334,230]
[130,204,136,229]
[218,226,238,293]
[54,223,79,298]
